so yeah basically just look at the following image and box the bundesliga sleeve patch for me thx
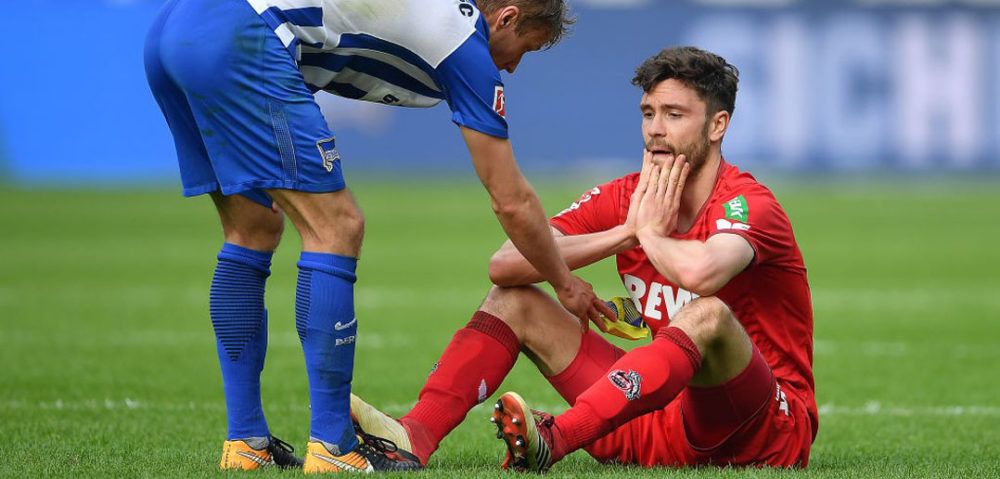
[493,85,506,117]
[716,219,751,231]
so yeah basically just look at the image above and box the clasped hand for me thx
[628,150,691,239]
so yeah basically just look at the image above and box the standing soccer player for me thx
[351,46,817,470]
[143,0,614,473]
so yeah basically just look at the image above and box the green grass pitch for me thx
[1,178,998,478]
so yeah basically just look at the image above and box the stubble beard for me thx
[684,124,711,177]
[645,120,712,177]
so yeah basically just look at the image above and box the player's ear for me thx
[495,6,519,31]
[708,110,729,143]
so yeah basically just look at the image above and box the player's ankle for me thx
[399,417,435,465]
[547,420,570,463]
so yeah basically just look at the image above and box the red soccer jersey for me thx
[550,159,817,436]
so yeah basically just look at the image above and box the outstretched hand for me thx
[635,154,690,238]
[555,275,618,333]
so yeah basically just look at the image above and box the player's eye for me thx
[668,113,683,119]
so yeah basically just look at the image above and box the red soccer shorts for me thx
[546,330,814,468]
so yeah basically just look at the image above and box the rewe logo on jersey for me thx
[622,274,699,322]
[493,85,506,117]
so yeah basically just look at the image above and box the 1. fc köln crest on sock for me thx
[608,369,642,401]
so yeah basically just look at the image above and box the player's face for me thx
[488,25,551,73]
[640,79,712,174]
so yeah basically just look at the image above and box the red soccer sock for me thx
[402,311,520,463]
[553,327,702,456]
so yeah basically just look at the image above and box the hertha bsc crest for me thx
[316,137,341,173]
[608,369,642,401]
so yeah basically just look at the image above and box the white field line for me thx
[0,285,487,310]
[811,340,998,358]
[817,402,1000,417]
[2,399,998,418]
[0,331,415,350]
[810,286,1000,313]
[3,284,998,314]
[4,330,994,359]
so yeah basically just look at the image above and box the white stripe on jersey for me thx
[274,23,297,49]
[244,0,481,107]
[244,0,308,49]
[327,47,441,94]
[299,66,442,107]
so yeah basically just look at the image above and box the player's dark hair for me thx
[478,0,575,48]
[632,47,739,117]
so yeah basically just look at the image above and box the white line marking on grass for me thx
[0,330,413,350]
[350,401,1000,419]
[812,287,1000,313]
[355,287,486,310]
[4,399,998,418]
[0,284,206,308]
[812,340,998,358]
[818,402,1000,417]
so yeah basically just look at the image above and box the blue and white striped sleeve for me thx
[435,25,509,139]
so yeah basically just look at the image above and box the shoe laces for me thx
[531,409,559,448]
[267,436,304,468]
[356,430,400,455]
[268,436,295,454]
[531,409,555,428]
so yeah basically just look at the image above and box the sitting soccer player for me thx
[351,46,817,471]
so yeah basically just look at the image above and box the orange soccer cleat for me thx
[220,436,302,470]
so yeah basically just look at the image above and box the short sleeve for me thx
[435,17,508,138]
[709,186,796,267]
[549,176,629,235]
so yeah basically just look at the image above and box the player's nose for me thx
[646,117,668,136]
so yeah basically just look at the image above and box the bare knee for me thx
[478,285,584,374]
[315,202,364,253]
[212,193,285,251]
[670,297,737,352]
[479,285,545,340]
[268,189,365,256]
[233,214,285,251]
[671,297,753,386]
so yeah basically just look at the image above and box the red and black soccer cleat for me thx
[491,392,563,473]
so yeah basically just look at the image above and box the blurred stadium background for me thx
[3,0,1000,180]
[2,0,999,477]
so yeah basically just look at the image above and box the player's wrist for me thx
[635,225,663,244]
[550,273,574,293]
[613,224,640,252]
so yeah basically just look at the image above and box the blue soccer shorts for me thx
[144,0,345,207]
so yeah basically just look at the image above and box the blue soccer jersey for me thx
[245,0,509,138]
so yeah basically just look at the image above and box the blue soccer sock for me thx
[210,242,273,440]
[296,251,359,454]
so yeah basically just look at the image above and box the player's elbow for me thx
[674,259,726,297]
[490,195,528,221]
[488,250,519,286]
